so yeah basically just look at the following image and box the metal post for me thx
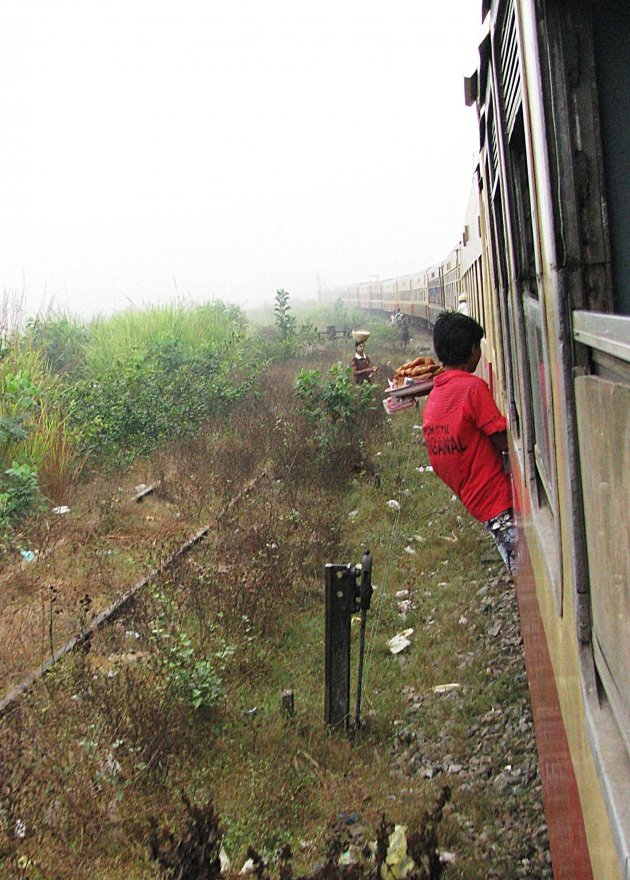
[354,550,373,729]
[324,564,357,729]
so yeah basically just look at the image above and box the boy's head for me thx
[433,311,484,367]
[355,340,364,352]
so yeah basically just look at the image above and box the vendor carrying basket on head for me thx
[351,340,377,384]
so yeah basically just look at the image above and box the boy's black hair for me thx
[433,310,485,366]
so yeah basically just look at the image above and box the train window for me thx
[523,296,556,513]
[503,107,555,488]
[490,187,522,441]
[507,112,536,285]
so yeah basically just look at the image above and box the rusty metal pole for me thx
[324,564,357,729]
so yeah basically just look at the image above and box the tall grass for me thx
[1,297,250,512]
[25,404,81,501]
[85,301,245,375]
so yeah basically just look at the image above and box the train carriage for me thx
[460,183,486,329]
[468,2,630,878]
[442,246,461,313]
[380,277,398,315]
[319,1,629,876]
[426,264,445,327]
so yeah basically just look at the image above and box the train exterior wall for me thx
[476,1,630,877]
[320,1,630,875]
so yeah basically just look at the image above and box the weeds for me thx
[0,322,536,880]
[148,792,452,880]
[149,583,233,712]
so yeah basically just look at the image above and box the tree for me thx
[274,289,297,341]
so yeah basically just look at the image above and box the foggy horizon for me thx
[1,1,483,322]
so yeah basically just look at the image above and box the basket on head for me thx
[352,330,370,343]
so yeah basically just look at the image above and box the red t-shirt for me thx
[422,370,512,522]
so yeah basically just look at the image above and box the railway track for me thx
[0,472,266,719]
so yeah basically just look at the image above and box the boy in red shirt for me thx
[422,311,516,574]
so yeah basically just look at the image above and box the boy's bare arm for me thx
[490,430,508,453]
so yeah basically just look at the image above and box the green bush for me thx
[0,461,45,527]
[0,369,46,530]
[149,586,235,712]
[25,313,88,376]
[67,337,247,466]
[294,362,375,455]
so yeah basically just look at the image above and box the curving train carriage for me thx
[320,1,630,878]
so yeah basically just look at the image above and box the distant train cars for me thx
[319,171,485,332]
[321,1,630,878]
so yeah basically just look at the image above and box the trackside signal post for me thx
[324,551,373,730]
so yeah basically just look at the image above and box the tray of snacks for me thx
[382,356,443,414]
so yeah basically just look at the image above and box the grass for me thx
[0,326,535,879]
[84,301,244,375]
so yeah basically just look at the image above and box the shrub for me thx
[294,362,375,456]
[0,462,45,527]
[0,369,48,530]
[67,338,246,467]
[25,313,88,376]
[149,585,234,712]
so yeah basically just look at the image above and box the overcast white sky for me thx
[1,1,483,320]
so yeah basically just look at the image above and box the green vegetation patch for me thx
[0,317,542,880]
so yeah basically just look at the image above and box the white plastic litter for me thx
[386,500,401,511]
[220,847,232,875]
[240,855,267,875]
[432,682,462,694]
[388,629,414,654]
[52,505,70,515]
[395,589,410,599]
[348,510,358,519]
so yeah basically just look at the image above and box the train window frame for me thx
[522,294,557,517]
[490,178,524,446]
[492,0,563,603]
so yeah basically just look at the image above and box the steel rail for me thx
[0,471,267,719]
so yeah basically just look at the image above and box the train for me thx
[320,1,630,878]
